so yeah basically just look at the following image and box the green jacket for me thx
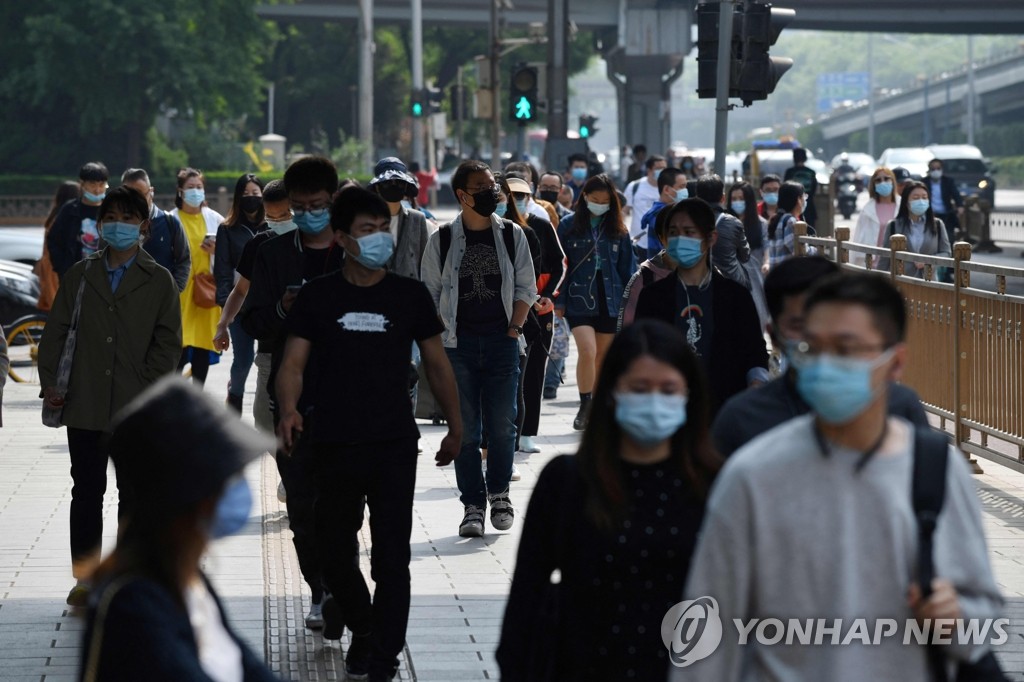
[38,248,182,431]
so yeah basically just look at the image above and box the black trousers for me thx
[522,311,554,437]
[314,437,417,678]
[274,412,324,601]
[178,346,210,385]
[67,428,133,578]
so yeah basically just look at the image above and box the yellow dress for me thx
[178,211,221,350]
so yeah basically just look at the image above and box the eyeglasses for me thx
[465,184,499,193]
[291,205,329,217]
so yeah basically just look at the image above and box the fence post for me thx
[835,226,850,266]
[793,221,808,257]
[889,234,908,281]
[952,241,978,471]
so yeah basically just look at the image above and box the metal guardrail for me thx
[989,212,1024,243]
[795,224,1024,473]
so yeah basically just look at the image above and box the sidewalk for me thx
[3,349,1024,681]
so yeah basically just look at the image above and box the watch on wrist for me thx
[510,324,524,336]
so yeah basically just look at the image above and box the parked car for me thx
[0,259,41,330]
[0,230,44,266]
[927,144,996,207]
[876,147,933,181]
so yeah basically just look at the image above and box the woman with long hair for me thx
[879,180,951,278]
[554,174,636,431]
[170,167,224,386]
[851,166,900,268]
[79,377,278,681]
[497,319,721,681]
[727,180,770,330]
[765,180,806,272]
[37,181,81,311]
[214,174,266,412]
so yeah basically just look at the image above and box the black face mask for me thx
[465,188,500,217]
[378,184,407,203]
[241,196,262,215]
[539,190,560,205]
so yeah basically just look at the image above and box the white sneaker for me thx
[510,463,522,481]
[519,436,540,454]
[277,480,287,504]
[305,598,324,629]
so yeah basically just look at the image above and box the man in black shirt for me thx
[712,256,930,457]
[277,188,461,682]
[783,148,818,229]
[48,161,109,278]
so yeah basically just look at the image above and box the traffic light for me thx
[695,2,742,99]
[738,2,795,105]
[411,89,425,118]
[508,64,539,123]
[425,86,443,115]
[578,114,598,139]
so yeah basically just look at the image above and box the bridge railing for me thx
[794,224,1024,473]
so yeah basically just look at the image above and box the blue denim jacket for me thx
[555,212,637,319]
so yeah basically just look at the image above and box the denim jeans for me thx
[446,333,520,507]
[228,319,256,397]
[544,356,565,391]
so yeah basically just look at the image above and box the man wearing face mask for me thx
[278,188,462,682]
[120,168,191,292]
[926,158,964,245]
[693,173,752,289]
[624,155,668,253]
[537,170,571,222]
[368,157,431,280]
[566,153,590,202]
[640,166,687,260]
[48,161,111,279]
[634,198,768,415]
[677,273,1003,682]
[420,160,537,539]
[711,257,929,458]
[239,158,343,631]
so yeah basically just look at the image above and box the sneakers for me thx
[487,491,515,531]
[321,594,345,640]
[345,632,372,680]
[459,504,486,538]
[277,480,287,504]
[510,463,522,481]
[543,385,558,400]
[66,581,90,607]
[305,597,324,630]
[519,436,540,453]
[573,401,590,431]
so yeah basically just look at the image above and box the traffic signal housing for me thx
[509,64,539,123]
[696,2,742,99]
[578,114,599,139]
[738,3,795,105]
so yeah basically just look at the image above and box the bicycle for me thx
[6,312,47,384]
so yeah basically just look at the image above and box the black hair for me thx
[223,173,265,228]
[768,181,806,239]
[760,173,782,188]
[46,181,82,230]
[451,159,491,194]
[632,144,647,156]
[644,155,666,171]
[896,181,938,235]
[578,319,720,530]
[656,197,717,240]
[100,185,150,223]
[793,148,808,163]
[504,161,540,187]
[763,255,839,322]
[121,168,150,185]
[330,187,390,234]
[804,271,906,346]
[570,173,626,238]
[657,167,682,193]
[79,161,109,183]
[262,179,288,204]
[174,167,204,209]
[283,156,339,197]
[694,174,725,204]
[568,153,588,168]
[928,158,943,169]
[409,161,421,173]
[727,181,764,250]
[539,170,563,187]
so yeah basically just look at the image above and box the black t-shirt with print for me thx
[674,278,714,369]
[456,227,507,336]
[286,271,444,445]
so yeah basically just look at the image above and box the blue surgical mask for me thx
[293,208,331,234]
[929,170,942,181]
[654,168,664,180]
[495,201,508,217]
[731,200,747,215]
[183,188,205,208]
[209,477,252,539]
[667,235,705,269]
[83,190,106,203]
[351,230,394,269]
[874,182,893,198]
[615,392,688,447]
[683,161,693,170]
[795,349,894,424]
[587,201,610,216]
[266,218,296,235]
[571,167,587,182]
[400,200,412,210]
[515,198,530,216]
[677,187,689,201]
[101,221,142,251]
[909,199,930,217]
[763,192,779,206]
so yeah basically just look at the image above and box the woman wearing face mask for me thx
[37,186,183,606]
[171,167,225,386]
[497,319,721,682]
[850,167,900,268]
[765,180,806,272]
[635,198,769,415]
[79,377,279,681]
[727,180,770,330]
[214,174,267,413]
[878,181,951,278]
[554,174,636,431]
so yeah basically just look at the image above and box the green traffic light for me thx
[580,125,590,138]
[514,95,532,120]
[412,102,423,117]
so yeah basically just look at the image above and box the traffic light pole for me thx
[411,0,425,168]
[713,0,737,176]
[490,0,502,166]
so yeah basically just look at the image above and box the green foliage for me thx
[989,156,1024,189]
[146,129,190,178]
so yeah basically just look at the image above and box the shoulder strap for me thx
[500,220,516,262]
[439,224,452,268]
[631,181,640,200]
[82,575,134,682]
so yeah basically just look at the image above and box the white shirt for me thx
[390,213,400,244]
[185,580,244,682]
[625,178,660,239]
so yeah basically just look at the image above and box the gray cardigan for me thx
[389,206,432,279]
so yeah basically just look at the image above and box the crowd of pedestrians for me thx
[27,150,1005,682]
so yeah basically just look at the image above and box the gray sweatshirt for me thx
[673,415,1003,682]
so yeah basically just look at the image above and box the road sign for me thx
[816,72,870,112]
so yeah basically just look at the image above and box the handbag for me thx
[192,271,217,308]
[911,429,1008,682]
[42,261,90,428]
[81,576,133,682]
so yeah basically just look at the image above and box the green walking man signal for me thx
[514,96,532,120]
[508,64,538,123]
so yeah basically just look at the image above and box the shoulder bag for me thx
[42,261,91,428]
